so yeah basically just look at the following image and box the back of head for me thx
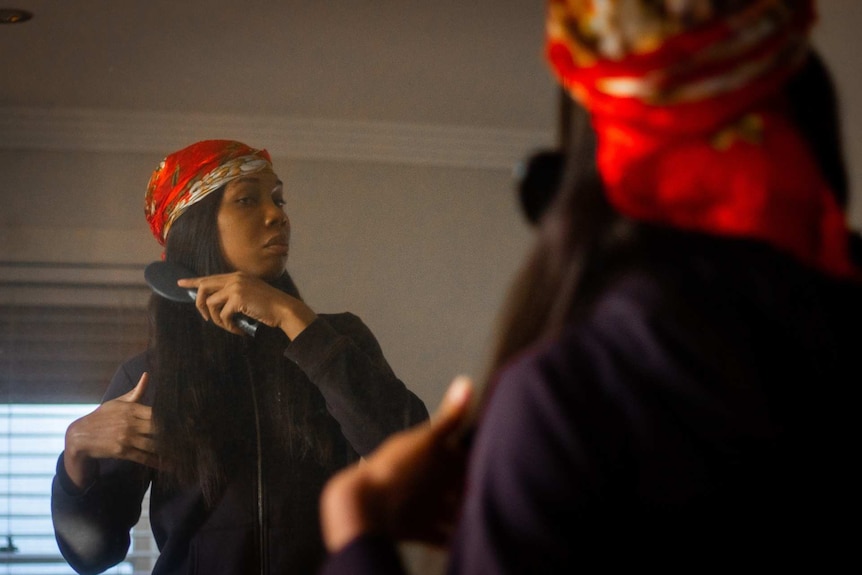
[488,0,858,375]
[544,0,857,279]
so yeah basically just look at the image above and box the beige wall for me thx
[0,148,534,408]
[1,2,861,411]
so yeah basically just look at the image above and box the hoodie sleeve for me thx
[284,313,428,456]
[51,356,152,575]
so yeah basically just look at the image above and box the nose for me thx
[265,202,288,228]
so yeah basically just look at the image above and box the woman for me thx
[319,1,862,572]
[51,139,428,574]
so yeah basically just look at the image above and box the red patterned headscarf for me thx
[546,0,858,278]
[145,140,273,245]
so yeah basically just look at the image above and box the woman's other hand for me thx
[63,373,157,490]
[320,376,475,552]
[178,272,317,339]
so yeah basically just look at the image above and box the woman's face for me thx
[217,169,290,280]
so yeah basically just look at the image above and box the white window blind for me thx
[0,404,158,575]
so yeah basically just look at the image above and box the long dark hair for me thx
[149,188,333,504]
[485,49,851,382]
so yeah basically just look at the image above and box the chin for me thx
[261,265,287,282]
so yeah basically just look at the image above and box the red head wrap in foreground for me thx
[546,0,858,278]
[145,140,273,245]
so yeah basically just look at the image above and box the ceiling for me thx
[0,1,558,135]
[2,1,861,214]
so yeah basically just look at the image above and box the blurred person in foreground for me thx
[319,0,862,571]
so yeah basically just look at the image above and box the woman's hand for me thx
[63,373,157,490]
[178,272,317,339]
[320,376,475,552]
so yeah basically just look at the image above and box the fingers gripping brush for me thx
[144,261,259,337]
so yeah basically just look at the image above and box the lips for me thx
[264,234,289,248]
[264,235,290,255]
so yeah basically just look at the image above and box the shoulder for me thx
[466,267,733,540]
[478,270,671,449]
[475,264,732,475]
[318,312,365,331]
[498,267,689,392]
[103,351,153,403]
[116,350,150,377]
[474,251,825,485]
[317,312,377,342]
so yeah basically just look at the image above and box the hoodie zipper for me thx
[249,362,267,575]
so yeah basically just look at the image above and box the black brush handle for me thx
[187,288,259,337]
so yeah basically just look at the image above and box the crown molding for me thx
[0,106,553,170]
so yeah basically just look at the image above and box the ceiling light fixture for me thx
[0,9,33,24]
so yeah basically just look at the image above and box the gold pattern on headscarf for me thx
[711,113,764,150]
